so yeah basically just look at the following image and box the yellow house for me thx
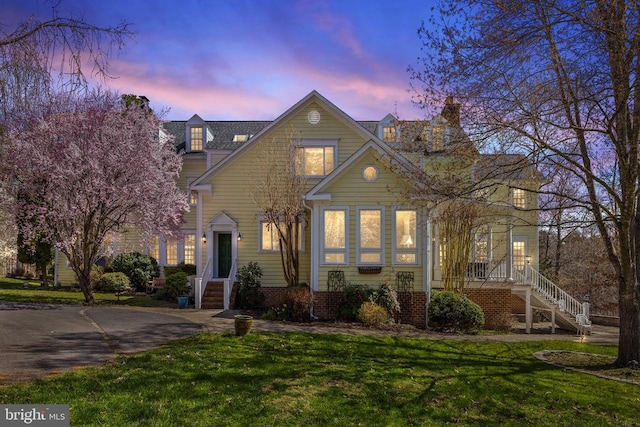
[54,90,589,331]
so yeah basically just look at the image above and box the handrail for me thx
[521,264,588,322]
[223,257,238,310]
[195,257,212,309]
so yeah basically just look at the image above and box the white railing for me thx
[462,259,508,281]
[223,258,238,310]
[195,257,213,309]
[517,265,589,322]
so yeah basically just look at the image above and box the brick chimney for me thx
[441,96,460,126]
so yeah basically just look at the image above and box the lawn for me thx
[0,332,636,426]
[0,277,172,307]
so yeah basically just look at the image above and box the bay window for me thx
[357,208,384,265]
[393,209,417,264]
[322,208,347,264]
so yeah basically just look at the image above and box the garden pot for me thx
[177,296,189,309]
[234,314,253,336]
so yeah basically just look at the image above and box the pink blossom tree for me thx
[2,92,188,303]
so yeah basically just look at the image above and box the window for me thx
[260,221,304,252]
[166,239,178,265]
[383,126,396,142]
[323,209,347,264]
[184,234,196,265]
[512,188,526,209]
[190,127,203,151]
[474,227,490,262]
[148,235,159,262]
[357,208,383,264]
[362,165,378,182]
[394,209,417,264]
[432,126,444,150]
[512,240,526,273]
[294,144,335,176]
[233,134,248,142]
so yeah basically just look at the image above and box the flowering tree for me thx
[2,92,188,303]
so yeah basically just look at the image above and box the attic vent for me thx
[307,110,321,124]
[233,134,249,142]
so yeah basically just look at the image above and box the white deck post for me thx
[525,287,532,334]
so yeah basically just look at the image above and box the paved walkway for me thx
[123,306,620,345]
[0,303,619,385]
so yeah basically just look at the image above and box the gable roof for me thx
[191,90,381,186]
[305,139,428,201]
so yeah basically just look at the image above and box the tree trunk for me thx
[617,274,640,366]
[39,262,48,288]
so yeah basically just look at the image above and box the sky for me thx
[2,0,435,121]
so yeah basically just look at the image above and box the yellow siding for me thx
[317,151,423,290]
[199,102,371,287]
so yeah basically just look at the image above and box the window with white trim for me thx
[184,234,196,265]
[260,221,304,252]
[322,208,347,264]
[383,126,396,142]
[357,208,384,265]
[474,227,490,262]
[393,209,417,264]
[294,142,336,177]
[190,127,203,151]
[186,178,197,206]
[166,238,178,265]
[512,188,526,209]
[148,235,159,262]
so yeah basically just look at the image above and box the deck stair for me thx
[201,281,224,309]
[513,266,589,333]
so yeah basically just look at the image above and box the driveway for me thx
[0,303,203,384]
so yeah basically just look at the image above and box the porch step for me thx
[201,281,224,309]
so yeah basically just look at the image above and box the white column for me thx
[506,220,513,281]
[525,287,532,334]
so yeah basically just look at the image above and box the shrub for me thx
[112,252,159,292]
[338,283,373,321]
[283,285,313,322]
[429,290,485,334]
[357,301,389,326]
[95,272,132,296]
[261,306,288,321]
[163,262,196,277]
[236,262,265,309]
[371,283,401,319]
[156,271,189,301]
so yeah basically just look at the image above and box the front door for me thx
[217,233,232,278]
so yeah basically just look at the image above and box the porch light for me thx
[202,233,206,244]
[237,233,243,241]
[525,255,531,264]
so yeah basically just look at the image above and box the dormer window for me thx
[190,127,203,151]
[431,126,444,150]
[383,126,397,142]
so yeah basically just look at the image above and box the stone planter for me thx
[234,314,253,336]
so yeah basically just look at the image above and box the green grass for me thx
[0,332,636,426]
[0,277,172,307]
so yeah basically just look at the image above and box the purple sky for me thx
[3,0,434,121]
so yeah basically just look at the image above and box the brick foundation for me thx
[462,288,512,330]
[242,286,512,331]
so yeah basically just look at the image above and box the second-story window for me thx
[294,143,336,177]
[512,188,526,209]
[431,126,444,150]
[383,126,396,142]
[190,127,203,151]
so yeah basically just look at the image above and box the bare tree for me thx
[250,129,307,287]
[413,0,640,365]
[0,1,132,130]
